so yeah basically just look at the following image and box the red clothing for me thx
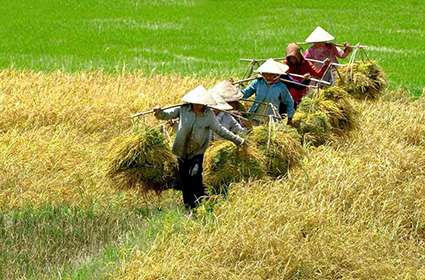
[304,44,349,65]
[284,43,328,104]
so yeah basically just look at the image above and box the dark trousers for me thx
[177,154,206,209]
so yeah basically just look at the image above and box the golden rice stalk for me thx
[337,60,387,99]
[105,125,177,193]
[316,86,358,133]
[293,111,332,146]
[204,140,266,193]
[249,123,304,177]
[293,97,333,145]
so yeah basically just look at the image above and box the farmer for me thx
[241,59,294,125]
[284,43,330,109]
[153,86,245,210]
[208,80,249,136]
[303,26,352,84]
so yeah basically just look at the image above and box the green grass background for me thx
[1,0,424,94]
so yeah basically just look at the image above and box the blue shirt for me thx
[241,78,295,118]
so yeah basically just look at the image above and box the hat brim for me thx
[210,103,233,110]
[181,85,217,106]
[255,59,289,75]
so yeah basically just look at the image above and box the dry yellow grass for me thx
[2,70,425,279]
[0,70,213,210]
[112,91,425,279]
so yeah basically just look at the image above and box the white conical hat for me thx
[208,80,243,102]
[255,59,289,75]
[305,26,335,43]
[181,85,217,106]
[210,92,233,110]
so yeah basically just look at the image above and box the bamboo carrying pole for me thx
[296,42,367,49]
[287,73,331,85]
[304,58,345,67]
[232,76,319,88]
[234,74,329,86]
[241,98,269,106]
[232,77,257,85]
[131,103,249,121]
[131,103,184,118]
[240,57,285,63]
[280,78,317,88]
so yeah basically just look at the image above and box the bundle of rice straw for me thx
[106,125,177,194]
[337,60,387,99]
[316,86,357,133]
[249,123,304,177]
[293,97,333,146]
[204,140,266,193]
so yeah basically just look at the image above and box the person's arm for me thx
[241,79,258,99]
[306,59,330,78]
[227,114,248,135]
[153,106,180,120]
[335,43,352,58]
[303,48,312,59]
[208,112,244,145]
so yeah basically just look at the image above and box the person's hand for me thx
[323,58,331,67]
[240,138,248,149]
[241,119,253,130]
[344,42,353,52]
[287,118,293,127]
[153,106,162,116]
[303,73,311,80]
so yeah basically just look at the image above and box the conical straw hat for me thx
[181,85,217,106]
[305,26,335,43]
[208,80,243,102]
[210,92,233,110]
[255,59,289,75]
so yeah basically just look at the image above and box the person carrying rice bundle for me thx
[208,80,249,137]
[241,59,295,126]
[284,43,331,109]
[153,86,245,209]
[303,26,352,84]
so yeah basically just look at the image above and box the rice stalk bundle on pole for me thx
[293,97,333,146]
[316,86,358,133]
[204,140,267,194]
[249,123,304,177]
[337,60,387,99]
[105,125,177,194]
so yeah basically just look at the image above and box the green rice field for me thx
[1,0,424,94]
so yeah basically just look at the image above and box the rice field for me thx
[113,91,425,280]
[0,71,204,278]
[1,0,424,94]
[1,0,425,279]
[0,69,424,279]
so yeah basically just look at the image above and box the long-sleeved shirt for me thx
[304,44,350,85]
[241,78,294,118]
[155,104,244,159]
[304,44,349,65]
[283,58,328,104]
[212,112,247,140]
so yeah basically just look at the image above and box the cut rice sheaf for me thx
[204,140,267,193]
[105,125,177,194]
[337,60,387,99]
[249,123,304,177]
